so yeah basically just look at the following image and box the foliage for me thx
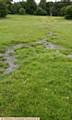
[46,2,72,16]
[46,2,53,15]
[60,6,66,16]
[0,0,72,17]
[0,0,71,16]
[19,8,25,15]
[65,5,72,19]
[10,2,22,14]
[10,4,17,14]
[14,2,22,13]
[0,0,12,4]
[0,2,7,17]
[39,0,46,10]
[35,7,47,15]
[61,0,71,2]
[20,1,26,9]
[26,0,37,14]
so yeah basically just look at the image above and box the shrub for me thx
[35,7,47,16]
[65,5,72,19]
[19,8,25,15]
[0,2,7,17]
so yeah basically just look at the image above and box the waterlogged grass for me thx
[0,15,72,120]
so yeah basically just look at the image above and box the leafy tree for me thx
[0,0,12,4]
[0,0,13,14]
[10,4,17,14]
[26,0,37,14]
[46,2,53,16]
[39,0,46,10]
[9,2,22,14]
[14,2,22,13]
[0,2,7,17]
[46,1,72,16]
[61,0,71,2]
[60,6,66,16]
[35,7,47,15]
[20,1,26,9]
[65,5,72,19]
[19,8,25,15]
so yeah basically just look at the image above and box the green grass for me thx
[0,15,72,120]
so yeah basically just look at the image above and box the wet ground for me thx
[0,39,72,74]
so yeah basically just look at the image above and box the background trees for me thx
[35,7,47,15]
[0,0,72,19]
[26,0,37,14]
[39,0,46,10]
[64,5,72,19]
[0,2,7,17]
[37,0,47,15]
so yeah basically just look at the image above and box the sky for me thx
[13,0,58,3]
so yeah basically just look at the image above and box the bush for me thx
[65,5,72,19]
[19,8,25,15]
[0,2,7,17]
[35,7,47,16]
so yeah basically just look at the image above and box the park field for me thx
[0,15,72,120]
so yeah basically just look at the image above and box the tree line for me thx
[0,0,72,19]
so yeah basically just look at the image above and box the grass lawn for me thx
[0,15,72,120]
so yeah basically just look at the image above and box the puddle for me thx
[67,54,72,58]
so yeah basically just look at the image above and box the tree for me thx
[46,2,54,16]
[0,2,7,17]
[65,5,72,19]
[35,7,47,15]
[10,4,17,14]
[61,0,71,2]
[20,1,26,9]
[19,8,25,15]
[39,0,46,10]
[14,2,22,13]
[0,0,12,4]
[0,0,13,14]
[26,0,37,14]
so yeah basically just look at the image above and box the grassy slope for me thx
[0,15,72,120]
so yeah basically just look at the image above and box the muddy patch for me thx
[38,39,63,49]
[0,39,72,74]
[4,48,16,74]
[0,48,16,74]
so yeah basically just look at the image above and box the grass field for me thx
[0,15,72,120]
